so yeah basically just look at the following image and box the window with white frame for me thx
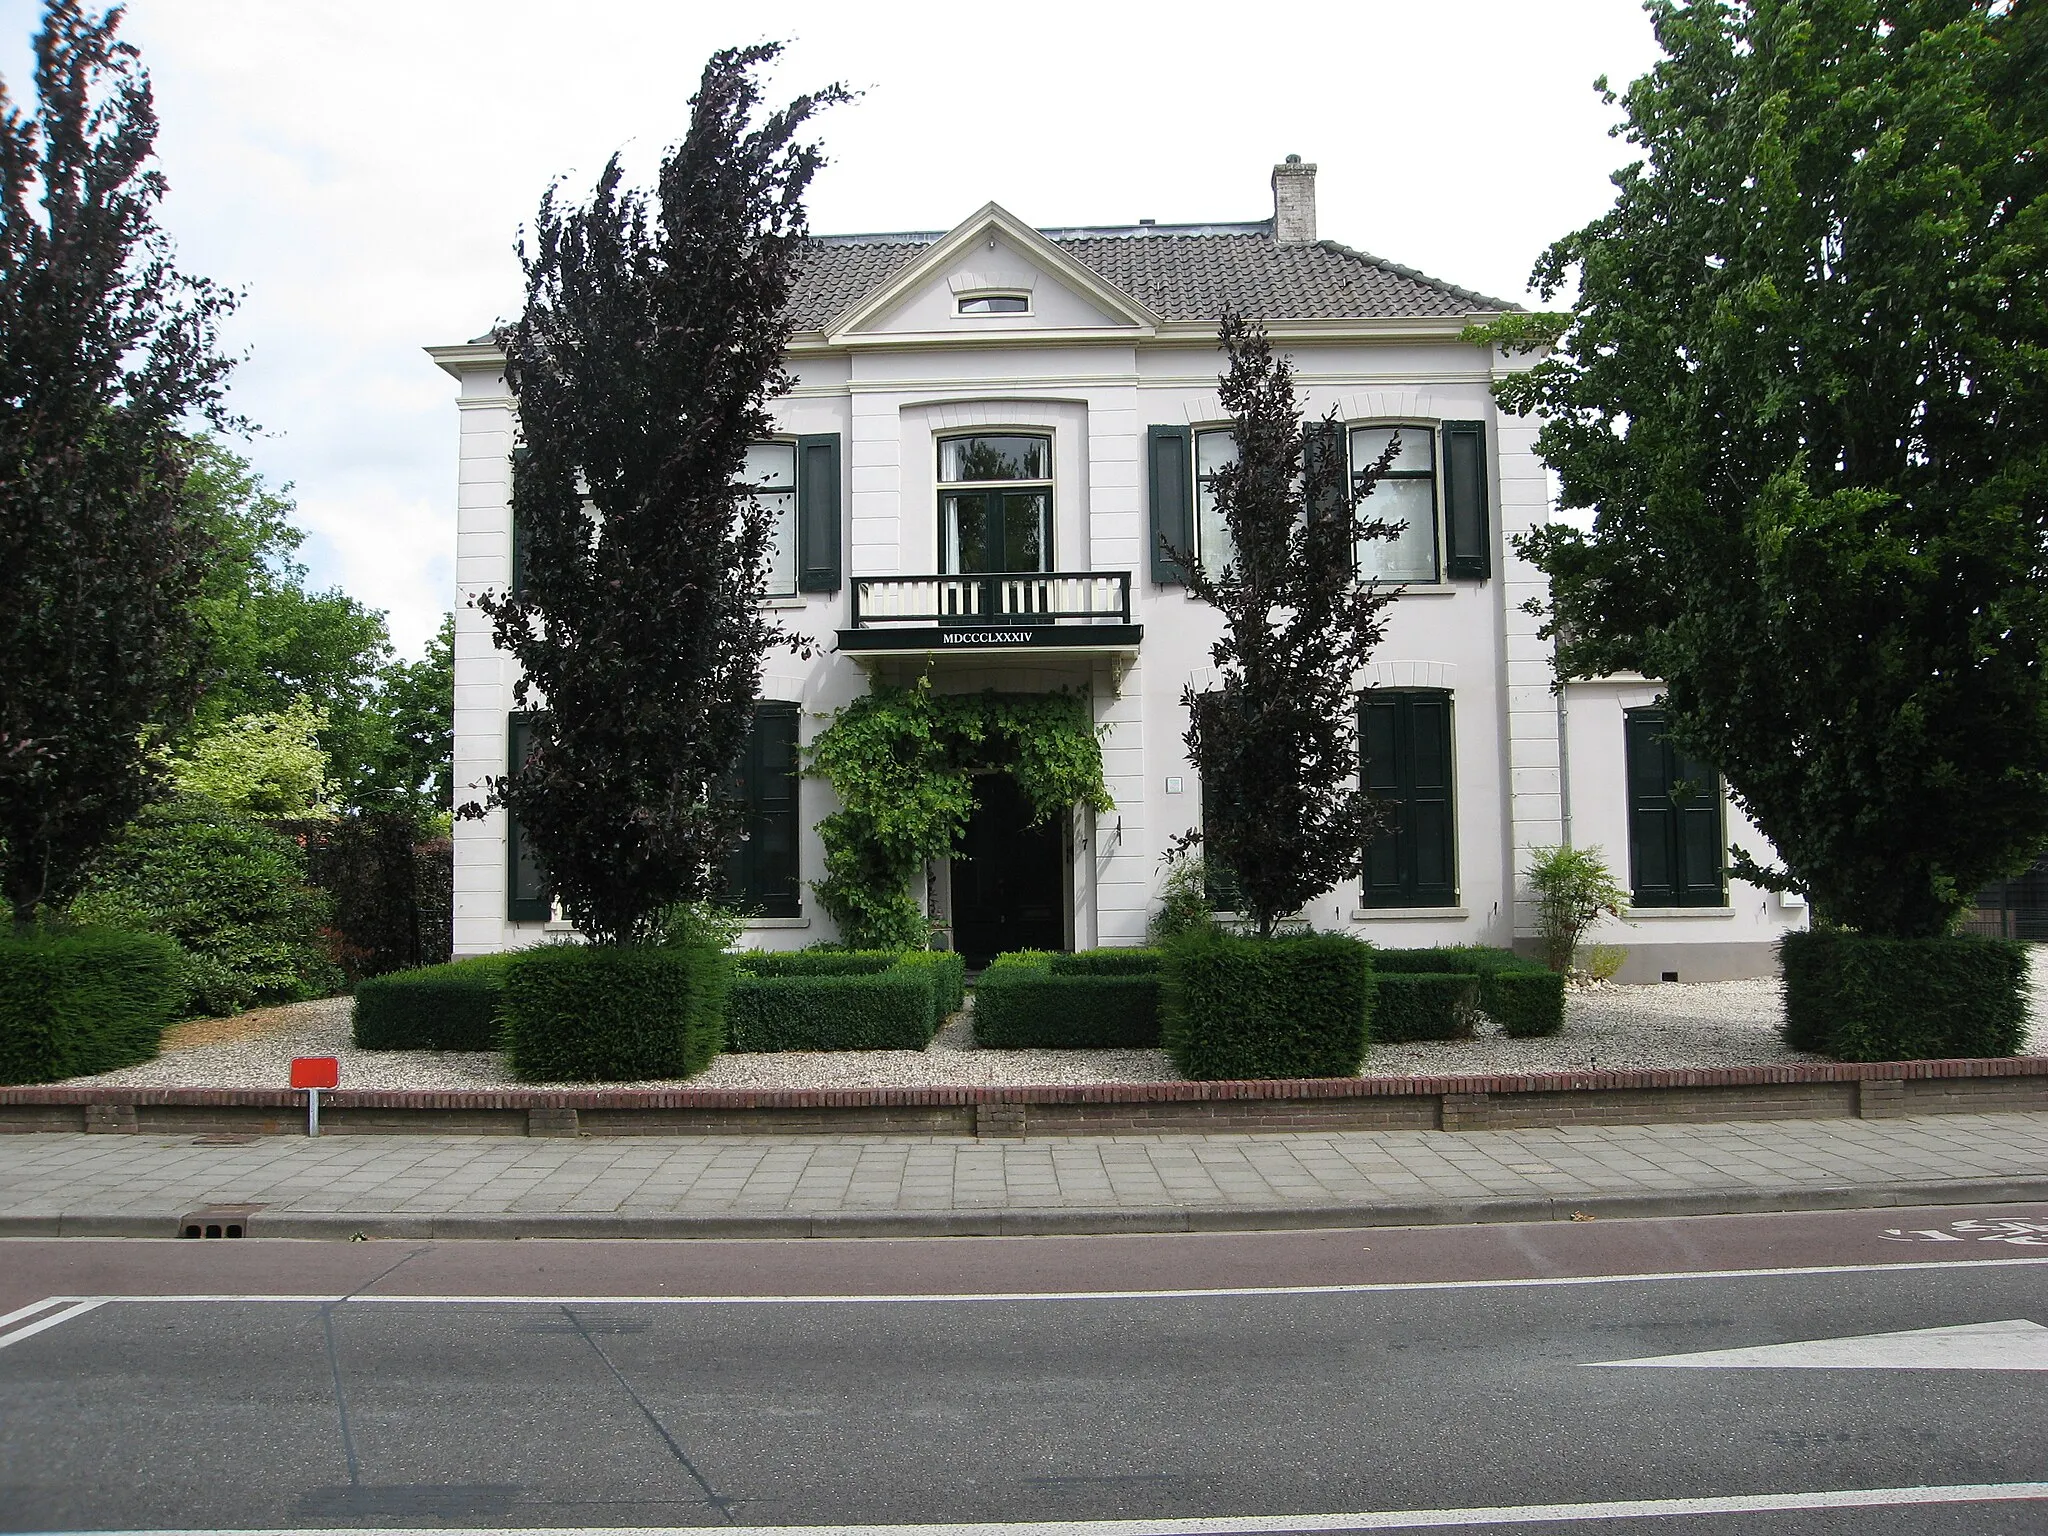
[938,434,1052,573]
[1193,427,1238,575]
[957,292,1030,315]
[1350,425,1439,584]
[739,442,798,596]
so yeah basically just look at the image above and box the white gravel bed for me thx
[52,949,2048,1091]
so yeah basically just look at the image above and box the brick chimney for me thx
[1271,154,1317,244]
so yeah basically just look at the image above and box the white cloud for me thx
[1,0,1660,656]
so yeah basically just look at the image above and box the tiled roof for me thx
[786,220,1514,331]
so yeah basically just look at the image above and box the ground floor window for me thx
[722,702,802,918]
[1624,707,1726,907]
[1360,689,1457,907]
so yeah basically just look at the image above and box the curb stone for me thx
[7,1174,2047,1241]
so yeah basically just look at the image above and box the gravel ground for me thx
[55,949,2048,1091]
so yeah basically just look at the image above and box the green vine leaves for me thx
[802,680,1111,949]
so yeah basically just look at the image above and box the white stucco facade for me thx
[431,168,1804,979]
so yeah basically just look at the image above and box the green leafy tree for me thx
[1504,0,2048,939]
[1171,315,1402,937]
[470,44,848,944]
[180,438,394,809]
[72,795,340,1016]
[362,612,453,823]
[170,697,332,819]
[0,1,237,924]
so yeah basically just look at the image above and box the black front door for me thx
[951,774,1065,966]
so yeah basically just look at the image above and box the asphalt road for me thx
[3,1206,2047,1534]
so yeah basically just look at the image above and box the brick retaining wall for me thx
[2,1057,2044,1137]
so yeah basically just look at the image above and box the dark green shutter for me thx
[1441,420,1490,579]
[1626,708,1726,906]
[722,703,802,918]
[1198,771,1244,911]
[505,713,550,921]
[1361,690,1457,907]
[1303,420,1346,526]
[1148,425,1193,585]
[796,434,841,593]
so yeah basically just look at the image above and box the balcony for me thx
[837,570,1142,656]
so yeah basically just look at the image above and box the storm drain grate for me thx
[178,1203,261,1239]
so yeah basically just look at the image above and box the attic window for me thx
[958,293,1029,315]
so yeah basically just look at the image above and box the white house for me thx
[430,157,1806,981]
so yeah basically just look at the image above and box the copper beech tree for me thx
[1170,315,1403,938]
[0,1,238,926]
[468,45,848,944]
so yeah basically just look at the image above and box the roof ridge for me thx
[1313,237,1521,313]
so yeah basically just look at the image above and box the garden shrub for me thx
[1367,946,1566,1038]
[352,954,511,1051]
[725,949,965,1051]
[0,929,182,1084]
[288,812,454,982]
[1160,930,1372,1080]
[502,943,731,1081]
[70,795,341,1017]
[974,950,1162,1048]
[1779,930,2029,1061]
[1479,969,1568,1038]
[1370,973,1480,1042]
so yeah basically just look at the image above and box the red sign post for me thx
[290,1056,339,1136]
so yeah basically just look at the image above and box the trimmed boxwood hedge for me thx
[503,943,732,1081]
[0,928,182,1084]
[352,954,510,1051]
[1370,973,1480,1042]
[973,949,1163,1048]
[1367,945,1567,1039]
[1161,930,1372,1080]
[726,948,965,1052]
[1780,929,2029,1062]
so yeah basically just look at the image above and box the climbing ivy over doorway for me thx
[804,680,1113,949]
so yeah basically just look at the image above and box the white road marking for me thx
[0,1295,75,1330]
[0,1297,105,1350]
[37,1479,2048,1533]
[1592,1317,2048,1371]
[35,1250,2048,1310]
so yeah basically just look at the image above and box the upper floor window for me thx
[1193,428,1238,575]
[739,442,798,596]
[1350,426,1438,583]
[958,293,1029,315]
[938,433,1052,573]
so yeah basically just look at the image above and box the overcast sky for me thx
[0,0,1662,659]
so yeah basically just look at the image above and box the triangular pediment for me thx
[825,203,1159,342]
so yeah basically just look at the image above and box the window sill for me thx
[1352,906,1468,920]
[743,916,810,930]
[757,595,807,610]
[1626,906,1735,920]
[1388,585,1461,599]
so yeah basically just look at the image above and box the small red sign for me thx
[290,1056,339,1090]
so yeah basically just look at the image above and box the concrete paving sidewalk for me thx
[3,1111,2046,1237]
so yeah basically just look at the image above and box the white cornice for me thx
[427,342,506,378]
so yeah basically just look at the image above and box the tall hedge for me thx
[0,929,182,1084]
[352,954,510,1052]
[1780,930,2029,1062]
[1161,930,1372,1080]
[503,944,731,1081]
